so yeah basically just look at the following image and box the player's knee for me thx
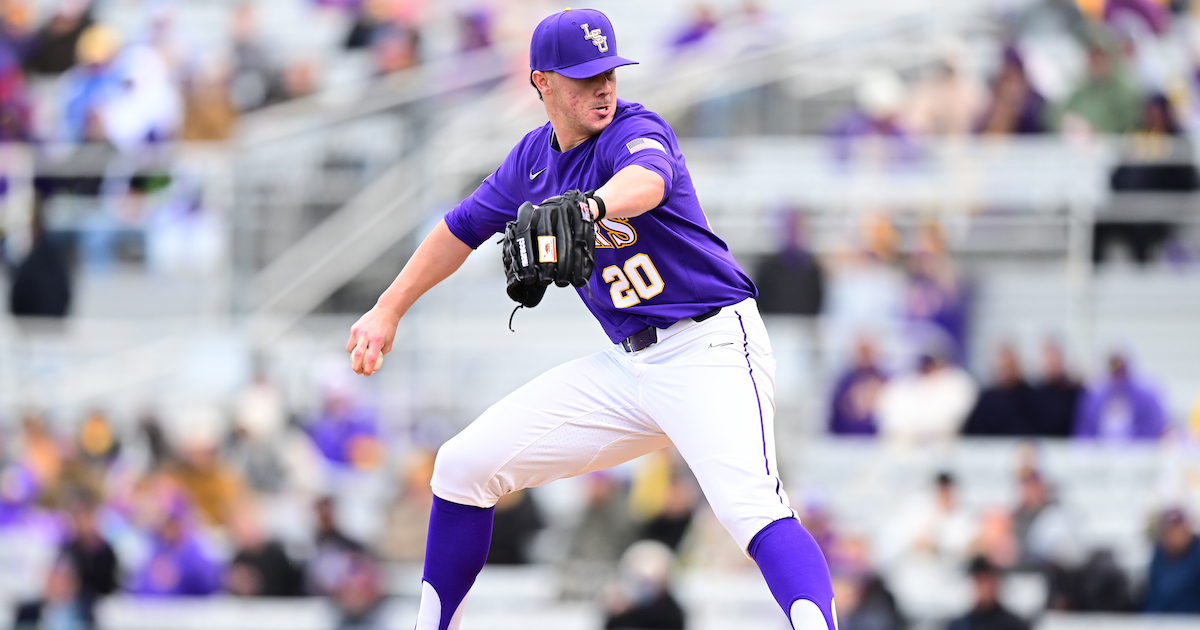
[430,435,502,508]
[706,489,796,551]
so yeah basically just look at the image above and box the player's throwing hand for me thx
[346,305,398,376]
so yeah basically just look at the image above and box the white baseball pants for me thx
[431,297,795,551]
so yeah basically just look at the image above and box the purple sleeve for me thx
[603,119,676,203]
[444,145,524,249]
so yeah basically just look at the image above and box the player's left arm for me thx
[587,164,665,220]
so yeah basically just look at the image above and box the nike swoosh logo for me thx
[709,342,734,348]
[529,168,547,181]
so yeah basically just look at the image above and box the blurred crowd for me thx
[0,0,502,146]
[811,466,1200,630]
[6,2,1200,630]
[6,373,1197,630]
[0,359,719,629]
[751,207,1200,444]
[830,0,1198,142]
[0,363,402,628]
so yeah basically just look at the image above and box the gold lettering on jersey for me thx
[537,236,557,263]
[580,23,608,52]
[593,219,637,249]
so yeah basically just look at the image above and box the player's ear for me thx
[532,70,552,99]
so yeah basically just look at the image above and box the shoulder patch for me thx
[626,137,666,155]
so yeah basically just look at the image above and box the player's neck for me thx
[545,104,595,152]
[549,125,590,152]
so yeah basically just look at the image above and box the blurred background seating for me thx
[2,0,1200,629]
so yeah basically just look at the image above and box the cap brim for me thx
[554,56,638,79]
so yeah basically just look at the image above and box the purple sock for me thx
[415,496,494,630]
[748,517,837,630]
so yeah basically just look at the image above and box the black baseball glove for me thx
[502,189,597,309]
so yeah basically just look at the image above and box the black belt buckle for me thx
[620,307,722,353]
[621,326,658,353]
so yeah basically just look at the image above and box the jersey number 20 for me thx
[602,253,664,308]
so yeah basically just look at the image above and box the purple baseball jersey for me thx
[444,99,755,343]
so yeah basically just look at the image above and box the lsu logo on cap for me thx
[538,235,558,263]
[581,23,608,52]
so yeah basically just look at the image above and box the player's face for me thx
[547,69,617,138]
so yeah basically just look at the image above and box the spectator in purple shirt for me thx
[128,499,220,596]
[306,384,378,467]
[906,223,970,364]
[829,68,919,167]
[828,336,887,435]
[1073,352,1166,441]
[669,4,719,53]
[978,47,1047,136]
[0,463,40,527]
[1106,0,1170,37]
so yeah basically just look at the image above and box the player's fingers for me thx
[346,331,358,353]
[362,336,384,376]
[382,337,393,355]
[350,337,367,374]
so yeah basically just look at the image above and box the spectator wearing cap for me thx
[1143,508,1200,613]
[946,556,1030,630]
[1073,352,1166,441]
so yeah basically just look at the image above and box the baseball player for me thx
[347,8,836,630]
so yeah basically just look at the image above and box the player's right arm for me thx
[347,219,471,376]
[349,136,528,376]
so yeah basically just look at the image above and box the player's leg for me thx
[415,349,670,630]
[641,301,836,630]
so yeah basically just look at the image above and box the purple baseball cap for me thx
[530,8,638,79]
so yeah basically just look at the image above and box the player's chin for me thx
[586,109,614,132]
